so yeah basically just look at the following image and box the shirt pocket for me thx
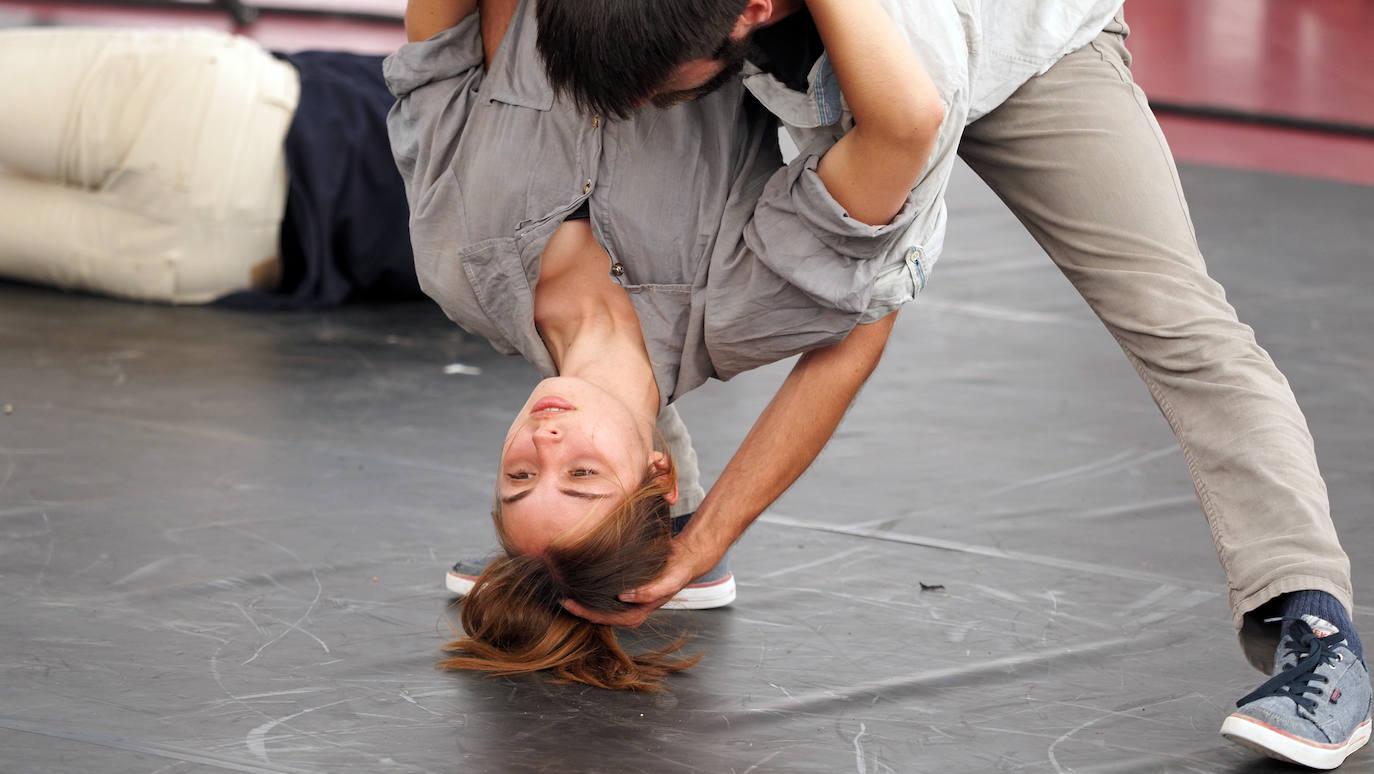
[621,282,693,358]
[421,235,538,364]
[620,282,699,402]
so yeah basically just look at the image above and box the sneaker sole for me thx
[661,573,736,610]
[1220,713,1371,770]
[445,569,736,611]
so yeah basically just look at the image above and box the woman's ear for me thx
[649,451,679,505]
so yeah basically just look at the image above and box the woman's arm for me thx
[810,0,944,226]
[404,0,518,74]
[404,0,478,43]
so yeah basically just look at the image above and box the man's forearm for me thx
[680,312,899,569]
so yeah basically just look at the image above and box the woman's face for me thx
[498,377,672,555]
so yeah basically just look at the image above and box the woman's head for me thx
[498,376,677,557]
[440,443,697,690]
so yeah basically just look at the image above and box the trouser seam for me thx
[1075,36,1236,605]
[1111,333,1231,587]
[967,27,1346,638]
[1090,38,1202,247]
[1110,84,1235,605]
[1043,35,1261,622]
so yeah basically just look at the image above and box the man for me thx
[532,0,1369,768]
[0,27,419,309]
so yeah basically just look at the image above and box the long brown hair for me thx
[439,461,700,691]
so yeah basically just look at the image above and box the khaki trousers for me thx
[958,16,1352,672]
[0,28,299,303]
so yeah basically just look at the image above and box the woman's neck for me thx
[533,224,661,424]
[542,302,660,419]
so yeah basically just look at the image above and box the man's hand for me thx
[561,532,717,628]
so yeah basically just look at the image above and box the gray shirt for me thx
[384,0,919,407]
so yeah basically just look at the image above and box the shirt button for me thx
[582,182,592,195]
[610,263,626,277]
[591,116,601,128]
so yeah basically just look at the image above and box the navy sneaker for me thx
[1221,616,1372,769]
[444,512,736,610]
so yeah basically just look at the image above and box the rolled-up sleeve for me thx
[383,17,485,208]
[745,138,919,315]
[703,126,929,381]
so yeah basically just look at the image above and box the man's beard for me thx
[650,35,753,110]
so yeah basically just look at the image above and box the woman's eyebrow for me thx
[499,488,610,505]
[500,489,534,505]
[559,489,612,501]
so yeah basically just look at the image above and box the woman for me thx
[388,0,943,689]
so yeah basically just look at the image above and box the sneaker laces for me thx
[1236,617,1345,713]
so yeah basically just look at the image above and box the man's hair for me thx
[439,458,699,691]
[535,0,749,119]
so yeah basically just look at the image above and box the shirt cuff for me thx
[747,143,920,314]
[786,146,918,253]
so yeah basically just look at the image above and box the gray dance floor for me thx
[2,161,1371,773]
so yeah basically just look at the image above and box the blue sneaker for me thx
[444,553,735,609]
[1221,616,1371,769]
[661,551,735,610]
[443,512,736,610]
[444,553,500,597]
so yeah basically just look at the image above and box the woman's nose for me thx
[532,424,561,444]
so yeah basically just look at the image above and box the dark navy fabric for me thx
[217,52,421,310]
[749,9,823,93]
[1281,590,1364,661]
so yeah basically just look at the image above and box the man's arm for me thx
[629,0,934,606]
[808,0,943,226]
[564,0,939,628]
[565,311,898,627]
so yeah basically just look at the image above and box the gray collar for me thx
[482,0,555,111]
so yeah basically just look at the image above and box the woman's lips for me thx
[531,396,576,414]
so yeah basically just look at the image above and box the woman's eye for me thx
[506,472,532,480]
[570,469,595,478]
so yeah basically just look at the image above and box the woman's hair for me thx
[439,458,700,691]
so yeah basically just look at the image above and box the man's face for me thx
[649,34,753,109]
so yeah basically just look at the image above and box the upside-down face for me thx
[498,377,675,555]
